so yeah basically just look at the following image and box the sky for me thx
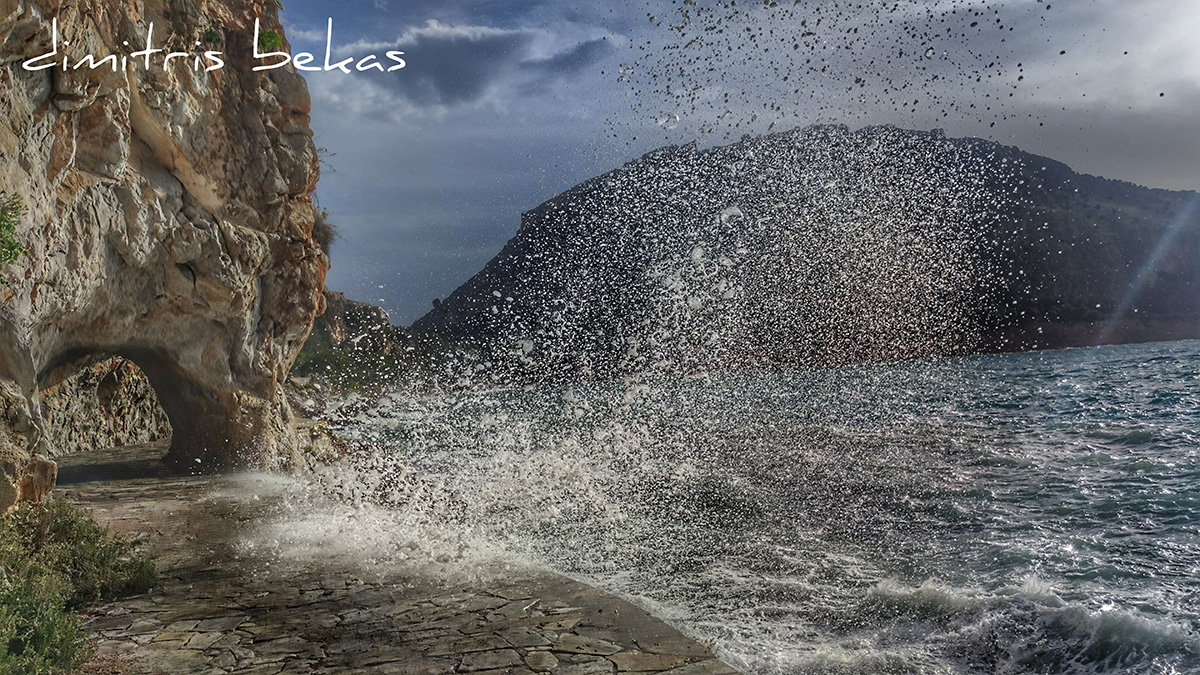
[279,0,1200,325]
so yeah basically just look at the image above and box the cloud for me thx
[337,20,613,108]
[296,0,1200,324]
[521,37,610,76]
[364,21,534,106]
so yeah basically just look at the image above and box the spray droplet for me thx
[656,113,680,130]
[925,47,936,59]
[719,206,745,224]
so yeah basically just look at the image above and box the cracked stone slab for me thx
[555,634,624,656]
[609,650,689,671]
[459,648,525,672]
[61,444,741,675]
[526,650,560,671]
[659,661,743,675]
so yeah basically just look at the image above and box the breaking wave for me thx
[257,340,1200,674]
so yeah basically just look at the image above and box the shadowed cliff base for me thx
[38,355,336,480]
[57,444,738,675]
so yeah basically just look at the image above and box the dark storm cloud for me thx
[363,23,535,106]
[516,37,613,96]
[342,23,613,108]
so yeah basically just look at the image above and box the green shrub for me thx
[258,29,282,52]
[0,569,89,675]
[312,208,338,255]
[0,192,29,286]
[4,499,157,610]
[200,26,223,48]
[0,498,157,672]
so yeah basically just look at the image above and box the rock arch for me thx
[38,355,171,458]
[36,348,314,471]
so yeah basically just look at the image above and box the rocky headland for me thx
[415,126,1200,381]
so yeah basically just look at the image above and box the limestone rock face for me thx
[39,356,171,457]
[18,457,55,502]
[0,0,329,494]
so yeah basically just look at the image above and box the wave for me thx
[273,348,1200,675]
[858,578,1199,674]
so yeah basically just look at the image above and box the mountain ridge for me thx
[413,124,1200,380]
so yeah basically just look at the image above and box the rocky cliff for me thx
[415,125,1200,380]
[291,290,451,392]
[0,0,330,507]
[40,356,171,457]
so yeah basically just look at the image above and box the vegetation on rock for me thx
[257,29,282,52]
[0,192,28,286]
[200,26,222,47]
[0,498,157,673]
[293,292,454,392]
[312,208,338,256]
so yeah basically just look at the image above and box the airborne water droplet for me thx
[656,113,680,130]
[925,47,936,59]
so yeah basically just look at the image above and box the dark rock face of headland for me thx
[415,125,1200,380]
[0,0,330,504]
[289,291,450,391]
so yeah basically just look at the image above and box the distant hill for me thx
[294,291,451,390]
[412,124,1200,381]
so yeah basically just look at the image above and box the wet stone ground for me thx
[56,444,738,675]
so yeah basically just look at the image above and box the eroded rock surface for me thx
[37,355,171,457]
[0,0,330,498]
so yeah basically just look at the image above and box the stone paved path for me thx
[56,444,738,675]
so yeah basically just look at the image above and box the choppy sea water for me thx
[297,340,1200,674]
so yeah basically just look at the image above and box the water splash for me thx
[284,342,1200,674]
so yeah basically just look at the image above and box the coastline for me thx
[57,443,738,675]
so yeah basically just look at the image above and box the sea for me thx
[275,339,1200,674]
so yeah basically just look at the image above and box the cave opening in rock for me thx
[38,354,173,461]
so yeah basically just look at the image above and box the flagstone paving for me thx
[56,444,738,675]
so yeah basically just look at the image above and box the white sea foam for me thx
[261,342,1200,674]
